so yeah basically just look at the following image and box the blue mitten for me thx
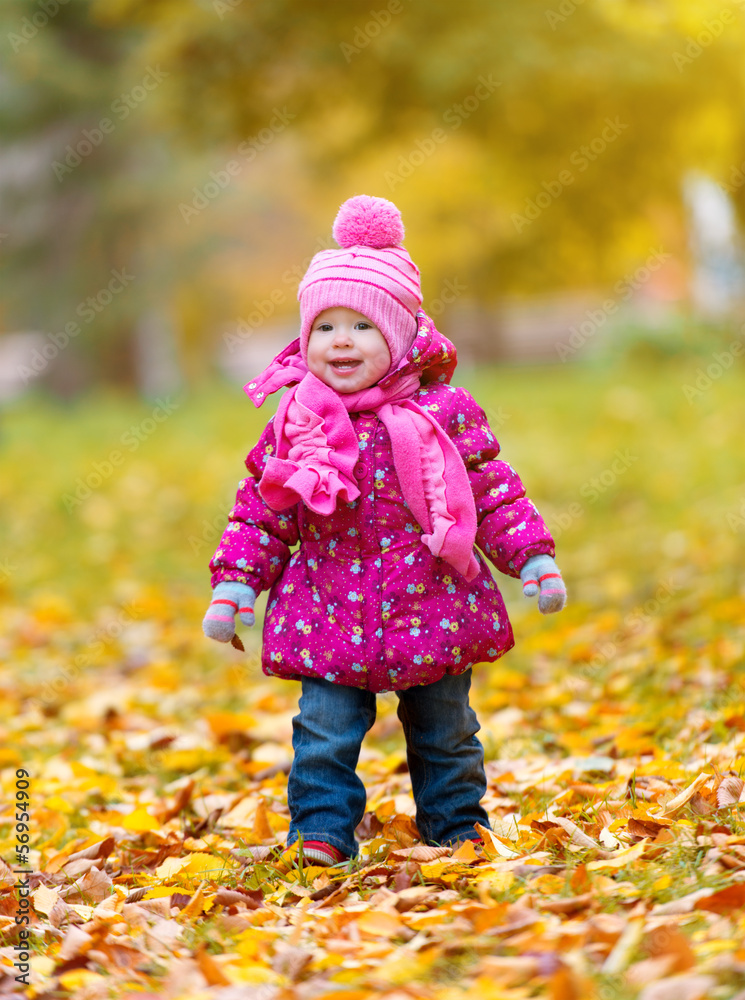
[519,555,567,614]
[203,581,256,642]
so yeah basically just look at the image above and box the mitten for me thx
[203,581,256,642]
[519,555,567,614]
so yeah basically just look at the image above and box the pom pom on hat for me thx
[333,194,405,249]
[298,194,421,370]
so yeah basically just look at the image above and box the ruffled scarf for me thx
[244,312,479,580]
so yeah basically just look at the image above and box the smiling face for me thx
[306,307,391,393]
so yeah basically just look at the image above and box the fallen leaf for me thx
[451,838,480,862]
[387,845,450,862]
[0,859,16,890]
[122,806,160,833]
[356,910,406,939]
[546,814,599,850]
[196,945,232,986]
[538,891,594,914]
[717,775,744,808]
[637,974,716,1000]
[661,774,711,816]
[476,822,521,859]
[59,867,114,904]
[159,779,196,824]
[253,799,274,841]
[33,884,61,916]
[644,923,695,972]
[693,883,745,914]
[586,840,650,871]
[178,881,214,921]
[57,926,93,962]
[629,817,670,839]
[58,838,116,874]
[602,915,645,973]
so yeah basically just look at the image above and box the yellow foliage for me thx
[122,807,160,832]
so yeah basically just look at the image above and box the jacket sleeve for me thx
[209,417,299,593]
[444,386,555,578]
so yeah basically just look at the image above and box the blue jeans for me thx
[286,669,490,859]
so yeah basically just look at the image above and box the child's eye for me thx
[355,322,371,330]
[317,323,333,331]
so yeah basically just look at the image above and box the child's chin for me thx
[325,370,369,392]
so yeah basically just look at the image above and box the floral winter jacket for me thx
[209,329,556,693]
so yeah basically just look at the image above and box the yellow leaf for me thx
[631,806,673,825]
[181,852,233,876]
[44,795,75,814]
[419,859,468,884]
[586,839,650,871]
[155,856,188,879]
[313,991,371,1000]
[143,886,179,899]
[122,807,160,832]
[218,960,282,986]
[34,816,69,857]
[157,747,230,772]
[532,873,566,894]
[221,795,259,829]
[0,748,22,769]
[58,971,104,991]
[235,927,278,961]
[472,870,515,892]
[371,950,437,985]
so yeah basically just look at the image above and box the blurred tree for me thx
[3,0,745,387]
[0,1,143,388]
[88,0,745,297]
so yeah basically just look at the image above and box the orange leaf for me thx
[645,923,695,972]
[628,817,668,839]
[206,711,255,739]
[461,902,509,932]
[253,799,274,841]
[179,881,214,921]
[451,838,479,863]
[356,910,404,939]
[694,883,745,914]
[549,965,581,1000]
[382,813,419,846]
[475,822,520,859]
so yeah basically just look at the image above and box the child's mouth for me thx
[330,359,362,372]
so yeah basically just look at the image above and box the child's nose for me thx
[332,326,354,346]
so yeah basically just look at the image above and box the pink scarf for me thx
[244,313,479,581]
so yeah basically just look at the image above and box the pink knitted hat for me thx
[298,195,423,370]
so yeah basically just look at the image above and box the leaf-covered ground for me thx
[1,349,745,999]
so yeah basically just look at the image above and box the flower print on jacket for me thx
[210,320,555,693]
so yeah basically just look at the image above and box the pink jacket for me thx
[210,336,555,693]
